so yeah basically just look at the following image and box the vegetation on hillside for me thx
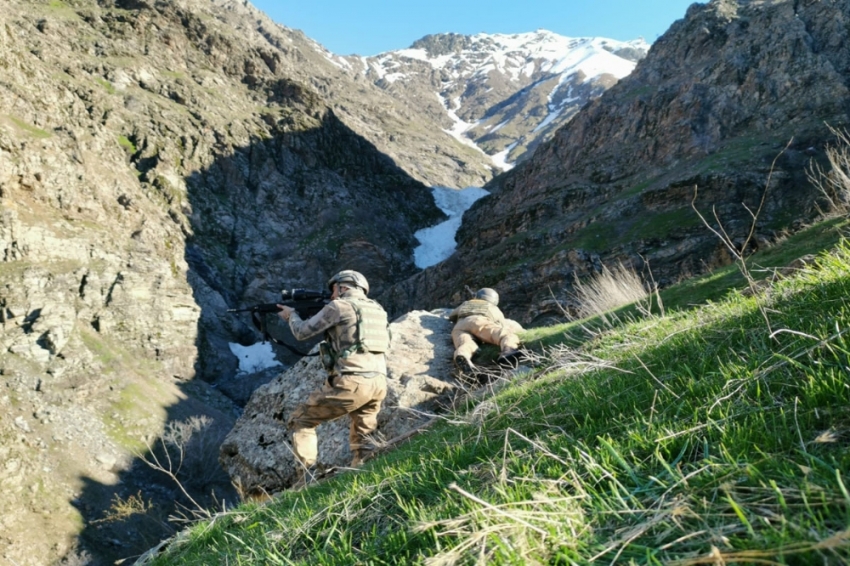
[142,214,850,564]
[142,131,850,564]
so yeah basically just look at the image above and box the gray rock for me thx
[219,309,457,494]
[95,453,117,471]
[13,417,31,433]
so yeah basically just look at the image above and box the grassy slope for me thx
[148,220,850,566]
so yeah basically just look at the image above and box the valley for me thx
[2,0,850,564]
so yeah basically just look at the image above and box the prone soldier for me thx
[449,287,522,378]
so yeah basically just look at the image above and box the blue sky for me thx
[250,0,699,56]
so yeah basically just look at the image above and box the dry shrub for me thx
[807,125,850,214]
[140,415,235,520]
[571,263,648,320]
[159,416,230,494]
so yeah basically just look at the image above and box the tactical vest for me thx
[454,299,496,321]
[322,297,390,368]
[342,296,390,355]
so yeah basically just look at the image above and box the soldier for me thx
[449,287,522,377]
[277,270,390,487]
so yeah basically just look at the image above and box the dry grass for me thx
[571,262,649,320]
[808,125,850,214]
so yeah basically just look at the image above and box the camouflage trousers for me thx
[451,315,520,361]
[288,373,388,467]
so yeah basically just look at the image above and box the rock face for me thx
[380,0,850,324]
[0,0,452,563]
[219,310,458,494]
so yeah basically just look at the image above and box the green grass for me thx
[628,207,703,239]
[44,0,80,21]
[148,233,850,565]
[661,216,850,311]
[522,217,850,351]
[96,77,117,95]
[620,174,662,198]
[6,116,51,139]
[118,135,137,154]
[102,379,179,453]
[78,326,159,378]
[696,134,784,175]
[563,207,704,252]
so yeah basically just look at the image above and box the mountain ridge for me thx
[344,29,649,169]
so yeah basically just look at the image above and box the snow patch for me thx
[414,187,490,268]
[491,119,510,133]
[383,72,407,83]
[492,143,518,171]
[229,342,282,375]
[533,108,563,133]
[437,93,486,154]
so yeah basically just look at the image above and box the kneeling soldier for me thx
[277,270,390,487]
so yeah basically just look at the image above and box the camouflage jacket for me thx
[287,288,388,376]
[448,299,506,325]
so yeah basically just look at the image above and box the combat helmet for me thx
[328,270,370,295]
[475,287,499,305]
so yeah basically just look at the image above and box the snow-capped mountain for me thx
[344,30,649,169]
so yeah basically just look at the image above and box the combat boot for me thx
[497,349,522,369]
[453,355,477,376]
[351,447,374,468]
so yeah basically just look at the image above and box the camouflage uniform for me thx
[449,299,521,361]
[285,287,388,468]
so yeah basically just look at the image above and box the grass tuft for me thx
[570,262,649,321]
[7,115,51,138]
[118,135,137,154]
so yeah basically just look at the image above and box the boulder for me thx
[219,309,458,495]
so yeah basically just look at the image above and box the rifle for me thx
[228,289,332,356]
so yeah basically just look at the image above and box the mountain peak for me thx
[408,29,650,62]
[358,29,649,168]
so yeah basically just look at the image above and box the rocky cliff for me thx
[0,0,451,563]
[381,0,850,324]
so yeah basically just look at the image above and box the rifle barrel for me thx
[226,305,282,313]
[228,297,328,317]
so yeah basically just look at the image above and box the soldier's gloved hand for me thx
[277,305,294,321]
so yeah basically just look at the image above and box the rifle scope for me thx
[281,288,332,301]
